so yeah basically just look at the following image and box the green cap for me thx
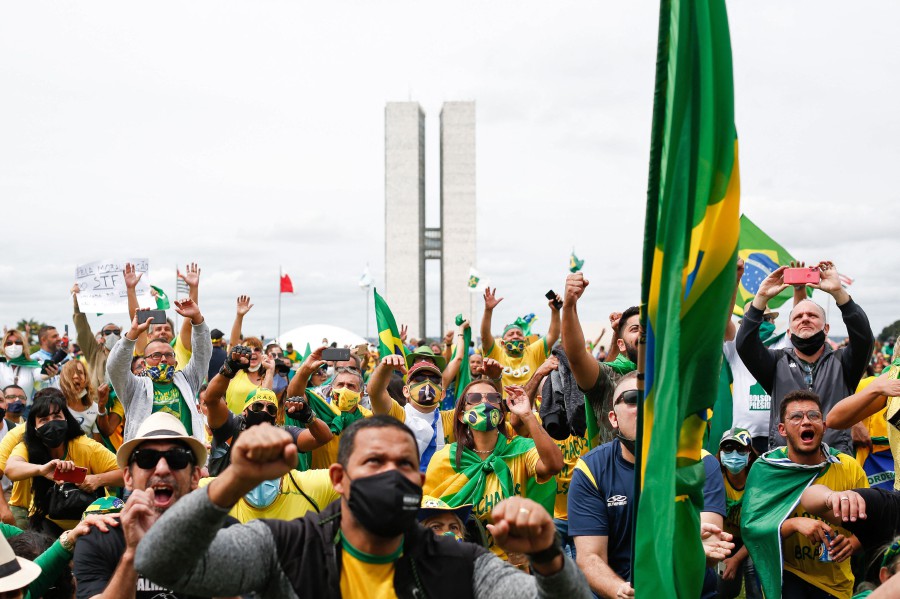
[405,347,447,371]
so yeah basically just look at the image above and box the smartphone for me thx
[545,290,563,311]
[137,309,167,326]
[54,466,88,485]
[783,267,820,285]
[51,349,68,364]
[40,360,56,375]
[322,348,351,362]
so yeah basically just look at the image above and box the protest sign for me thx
[75,258,155,313]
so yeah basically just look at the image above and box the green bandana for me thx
[5,355,41,368]
[741,445,842,599]
[442,436,555,515]
[607,353,636,375]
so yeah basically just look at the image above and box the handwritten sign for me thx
[75,259,155,313]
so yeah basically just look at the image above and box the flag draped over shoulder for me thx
[426,436,556,515]
[374,288,407,360]
[735,214,810,316]
[635,0,741,596]
[741,447,841,599]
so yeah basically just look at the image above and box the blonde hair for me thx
[1,330,31,360]
[60,360,94,408]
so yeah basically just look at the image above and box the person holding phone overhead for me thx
[222,295,276,414]
[105,298,211,446]
[4,389,122,535]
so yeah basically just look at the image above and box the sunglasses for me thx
[409,373,441,385]
[102,329,122,336]
[464,392,502,406]
[4,341,23,346]
[146,351,176,361]
[249,401,277,416]
[129,447,195,470]
[614,389,640,406]
[720,444,749,454]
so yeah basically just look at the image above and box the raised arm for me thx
[545,293,561,349]
[122,263,149,355]
[205,346,252,430]
[825,373,900,429]
[283,400,334,451]
[229,295,253,348]
[724,259,744,342]
[481,288,503,354]
[107,312,153,412]
[285,346,325,400]
[735,266,789,393]
[71,284,101,363]
[604,312,622,364]
[506,386,563,480]
[442,321,469,388]
[561,274,600,390]
[176,263,201,352]
[94,383,122,438]
[368,355,407,415]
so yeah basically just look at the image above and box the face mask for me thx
[462,402,500,432]
[7,402,23,415]
[244,410,276,427]
[103,333,121,350]
[248,363,261,373]
[244,478,280,509]
[791,330,827,356]
[79,389,88,399]
[36,420,68,448]
[721,450,749,474]
[0,408,6,421]
[616,432,636,455]
[503,339,526,356]
[3,346,23,360]
[144,363,175,384]
[332,387,360,412]
[758,321,776,342]
[408,381,442,409]
[346,470,422,538]
[441,530,463,542]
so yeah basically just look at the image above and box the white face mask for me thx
[103,333,120,350]
[248,364,261,373]
[4,346,23,360]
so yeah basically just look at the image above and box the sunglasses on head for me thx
[129,447,195,470]
[249,401,277,416]
[464,392,502,406]
[614,389,640,406]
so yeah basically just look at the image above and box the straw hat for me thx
[116,412,207,469]
[0,534,40,593]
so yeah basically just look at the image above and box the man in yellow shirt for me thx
[480,287,560,391]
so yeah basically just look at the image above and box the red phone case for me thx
[783,267,820,285]
[54,467,88,484]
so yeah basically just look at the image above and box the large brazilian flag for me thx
[635,0,741,596]
[373,288,407,360]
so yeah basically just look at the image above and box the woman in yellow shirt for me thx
[5,388,122,535]
[423,380,562,559]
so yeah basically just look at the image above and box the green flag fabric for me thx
[568,252,584,273]
[452,314,472,393]
[373,288,407,360]
[151,285,171,310]
[741,446,842,599]
[736,214,811,316]
[635,0,741,596]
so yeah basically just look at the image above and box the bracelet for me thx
[219,363,236,380]
[528,538,563,565]
[59,530,75,553]
[824,491,833,508]
[97,409,107,416]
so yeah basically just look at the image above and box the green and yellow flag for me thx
[374,288,407,360]
[735,214,810,316]
[635,0,741,596]
[568,251,584,273]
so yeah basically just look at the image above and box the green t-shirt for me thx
[152,382,193,435]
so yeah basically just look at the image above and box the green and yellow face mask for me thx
[503,339,526,356]
[332,387,360,412]
[408,380,443,409]
[462,402,500,432]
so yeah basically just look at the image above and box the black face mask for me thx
[0,408,6,421]
[791,330,827,356]
[36,420,68,448]
[616,431,637,455]
[346,470,422,538]
[244,411,276,428]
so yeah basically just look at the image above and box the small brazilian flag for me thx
[374,288,407,360]
[151,286,170,310]
[467,267,481,289]
[568,251,584,273]
[635,0,741,596]
[735,214,810,316]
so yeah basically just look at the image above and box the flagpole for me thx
[633,0,671,583]
[174,263,180,331]
[278,265,282,342]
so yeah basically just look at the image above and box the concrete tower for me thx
[384,102,426,338]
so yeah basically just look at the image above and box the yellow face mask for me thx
[332,387,360,412]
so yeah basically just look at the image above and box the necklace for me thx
[472,448,493,454]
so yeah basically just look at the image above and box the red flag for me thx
[280,274,294,294]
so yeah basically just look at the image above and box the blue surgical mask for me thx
[721,450,749,474]
[244,478,280,508]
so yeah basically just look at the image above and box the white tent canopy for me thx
[277,324,368,353]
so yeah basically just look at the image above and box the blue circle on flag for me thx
[741,252,780,295]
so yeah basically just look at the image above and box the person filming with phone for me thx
[736,260,874,454]
[4,389,122,535]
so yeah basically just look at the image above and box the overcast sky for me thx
[1,1,897,344]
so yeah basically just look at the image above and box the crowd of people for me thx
[0,259,896,598]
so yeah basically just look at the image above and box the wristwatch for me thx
[527,539,563,565]
[59,530,75,552]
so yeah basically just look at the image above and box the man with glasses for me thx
[2,386,25,428]
[736,261,874,454]
[72,283,124,391]
[106,299,211,446]
[741,390,867,599]
[73,411,219,599]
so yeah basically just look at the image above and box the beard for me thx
[625,343,638,364]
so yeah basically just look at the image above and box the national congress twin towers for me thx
[384,101,476,340]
